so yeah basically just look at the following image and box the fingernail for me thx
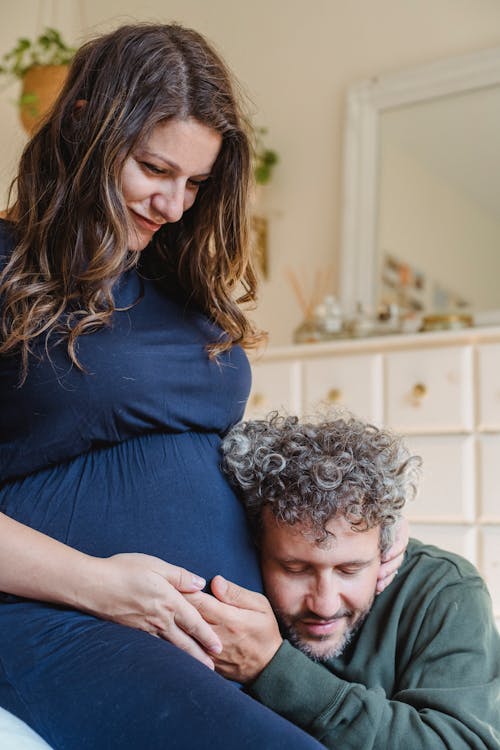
[217,576,228,594]
[192,575,206,589]
[208,642,223,655]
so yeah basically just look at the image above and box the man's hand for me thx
[186,575,283,683]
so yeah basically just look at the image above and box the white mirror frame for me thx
[340,45,500,322]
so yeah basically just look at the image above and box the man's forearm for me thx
[248,638,500,750]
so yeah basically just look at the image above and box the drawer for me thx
[411,524,477,566]
[405,436,475,522]
[303,353,383,423]
[480,527,500,619]
[478,436,500,521]
[385,346,473,433]
[246,360,301,419]
[477,343,500,430]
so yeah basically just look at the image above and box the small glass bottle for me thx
[320,295,343,339]
[377,303,401,335]
[347,302,374,338]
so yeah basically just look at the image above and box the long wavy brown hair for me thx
[0,23,265,381]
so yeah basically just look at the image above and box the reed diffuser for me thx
[286,265,334,344]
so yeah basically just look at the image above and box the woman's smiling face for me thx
[121,117,222,250]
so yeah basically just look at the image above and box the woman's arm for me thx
[0,511,221,668]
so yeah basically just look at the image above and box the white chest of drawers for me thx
[247,326,500,628]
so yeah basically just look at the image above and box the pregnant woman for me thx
[0,23,324,749]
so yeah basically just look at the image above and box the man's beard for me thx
[275,605,372,663]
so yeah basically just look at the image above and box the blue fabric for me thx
[0,221,322,749]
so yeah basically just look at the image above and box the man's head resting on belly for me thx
[221,411,420,661]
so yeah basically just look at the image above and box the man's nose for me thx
[306,576,341,618]
[152,183,186,223]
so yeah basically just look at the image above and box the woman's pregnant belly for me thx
[0,431,262,591]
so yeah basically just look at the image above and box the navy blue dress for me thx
[0,221,321,749]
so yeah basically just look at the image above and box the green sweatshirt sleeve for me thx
[247,579,500,750]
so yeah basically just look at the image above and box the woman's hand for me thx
[0,515,220,667]
[376,517,409,594]
[79,553,222,669]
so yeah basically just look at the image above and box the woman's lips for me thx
[130,209,164,232]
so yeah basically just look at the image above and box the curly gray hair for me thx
[221,411,421,554]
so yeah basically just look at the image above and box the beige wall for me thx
[2,0,500,344]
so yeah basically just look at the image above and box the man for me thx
[189,412,500,750]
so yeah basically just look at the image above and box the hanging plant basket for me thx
[0,28,74,135]
[19,64,69,134]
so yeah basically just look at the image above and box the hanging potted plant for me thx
[0,27,75,134]
[254,127,279,186]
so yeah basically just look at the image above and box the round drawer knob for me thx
[250,392,265,408]
[411,382,428,400]
[326,387,343,403]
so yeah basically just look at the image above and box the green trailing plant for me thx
[0,27,74,80]
[0,28,75,127]
[254,127,279,185]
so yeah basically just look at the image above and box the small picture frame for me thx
[251,215,269,278]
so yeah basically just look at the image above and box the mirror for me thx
[340,45,500,325]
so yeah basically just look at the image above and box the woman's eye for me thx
[141,162,164,175]
[188,177,209,189]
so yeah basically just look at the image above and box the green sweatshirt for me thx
[248,539,500,749]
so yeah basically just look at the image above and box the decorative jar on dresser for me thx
[246,326,500,630]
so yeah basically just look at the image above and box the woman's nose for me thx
[152,184,186,223]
